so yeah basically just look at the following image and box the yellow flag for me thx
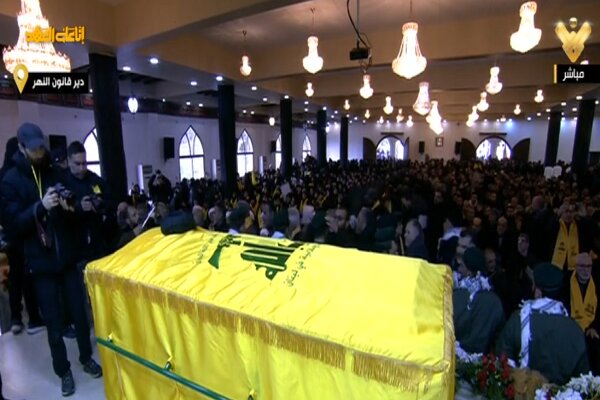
[86,228,454,400]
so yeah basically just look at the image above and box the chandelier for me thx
[485,66,503,95]
[359,74,374,99]
[426,100,442,127]
[469,105,479,122]
[514,104,522,115]
[364,109,371,119]
[302,9,323,74]
[510,2,542,53]
[466,119,475,127]
[383,96,394,115]
[392,22,427,79]
[396,108,404,122]
[269,117,275,127]
[3,0,71,73]
[343,99,350,110]
[413,81,431,115]
[406,115,414,127]
[239,31,252,77]
[377,116,384,124]
[534,89,543,103]
[305,82,314,97]
[477,92,489,112]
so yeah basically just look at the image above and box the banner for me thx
[86,228,454,399]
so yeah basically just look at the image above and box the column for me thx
[571,99,596,175]
[544,111,561,166]
[340,116,349,167]
[280,98,293,178]
[316,109,327,168]
[88,53,127,201]
[218,84,236,196]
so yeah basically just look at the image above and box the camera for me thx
[88,193,105,213]
[52,184,76,208]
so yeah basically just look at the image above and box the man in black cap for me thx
[0,123,102,396]
[453,247,505,353]
[496,262,589,385]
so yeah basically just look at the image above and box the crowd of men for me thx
[1,121,600,397]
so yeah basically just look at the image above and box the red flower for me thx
[477,370,488,383]
[482,355,488,365]
[488,363,497,373]
[502,369,510,380]
[505,384,515,399]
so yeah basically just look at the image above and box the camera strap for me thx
[30,166,43,200]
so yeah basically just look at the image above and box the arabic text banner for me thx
[85,228,455,400]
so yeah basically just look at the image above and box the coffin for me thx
[85,228,454,399]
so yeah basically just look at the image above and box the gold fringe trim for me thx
[86,268,453,391]
[443,268,456,399]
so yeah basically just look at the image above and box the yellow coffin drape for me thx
[85,228,454,400]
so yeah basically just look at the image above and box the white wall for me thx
[0,100,319,186]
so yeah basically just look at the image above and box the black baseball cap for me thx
[17,123,45,151]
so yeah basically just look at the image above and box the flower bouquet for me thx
[535,373,600,399]
[456,351,516,399]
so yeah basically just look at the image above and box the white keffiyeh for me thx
[454,271,492,310]
[519,297,568,368]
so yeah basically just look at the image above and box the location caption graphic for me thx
[12,64,89,94]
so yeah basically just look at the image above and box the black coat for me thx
[0,151,77,274]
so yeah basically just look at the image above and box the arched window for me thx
[179,126,205,179]
[302,135,312,160]
[275,134,282,169]
[476,137,512,161]
[237,130,254,176]
[376,136,405,160]
[84,129,101,177]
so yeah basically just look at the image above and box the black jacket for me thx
[0,151,77,274]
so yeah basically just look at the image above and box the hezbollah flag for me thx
[86,228,454,400]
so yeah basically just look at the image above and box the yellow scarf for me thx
[570,272,597,331]
[552,220,579,270]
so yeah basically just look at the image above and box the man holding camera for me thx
[0,123,101,397]
[64,141,115,264]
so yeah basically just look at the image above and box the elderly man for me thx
[568,253,600,374]
[496,263,589,384]
[453,247,505,353]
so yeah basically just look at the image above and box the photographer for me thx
[0,123,101,397]
[64,141,116,263]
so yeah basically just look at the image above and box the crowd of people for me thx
[1,121,600,397]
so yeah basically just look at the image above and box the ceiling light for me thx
[562,112,564,115]
[190,80,197,86]
[346,114,350,118]
[303,36,324,74]
[514,104,521,115]
[250,111,255,115]
[334,110,338,115]
[186,101,191,106]
[243,109,247,114]
[426,100,442,126]
[240,55,252,77]
[561,102,567,106]
[304,100,309,105]
[576,95,582,100]
[216,76,224,82]
[305,82,314,97]
[477,91,489,112]
[377,116,384,124]
[397,108,404,122]
[343,99,350,110]
[89,89,93,93]
[383,96,394,115]
[251,86,257,91]
[536,112,541,116]
[123,66,131,72]
[406,115,414,127]
[198,103,203,107]
[500,115,507,122]
[534,89,544,103]
[359,74,373,99]
[527,117,532,121]
[128,96,138,114]
[392,22,427,79]
[466,119,474,127]
[149,57,159,64]
[364,109,371,119]
[162,98,166,102]
[269,117,275,126]
[510,2,541,53]
[3,74,7,79]
[284,95,290,99]
[574,116,578,121]
[304,108,309,112]
[469,105,479,122]
[262,97,268,102]
[2,0,71,72]
[354,116,358,121]
[413,82,431,115]
[596,100,599,105]
[545,108,550,112]
[322,106,327,111]
[485,66,503,95]
[572,107,577,112]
